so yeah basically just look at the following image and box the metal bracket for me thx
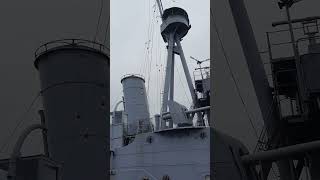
[173,46,180,55]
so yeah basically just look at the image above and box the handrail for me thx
[7,124,46,180]
[242,140,320,164]
[121,74,145,81]
[267,27,320,60]
[35,38,110,59]
[267,23,320,34]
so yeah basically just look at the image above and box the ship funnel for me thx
[34,39,109,180]
[121,74,151,135]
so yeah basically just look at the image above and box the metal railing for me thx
[120,74,145,81]
[266,23,320,60]
[35,38,110,59]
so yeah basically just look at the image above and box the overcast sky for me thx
[110,0,210,118]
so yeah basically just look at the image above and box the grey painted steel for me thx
[211,129,258,180]
[170,53,175,102]
[111,123,124,149]
[121,75,150,135]
[167,100,191,126]
[241,140,320,164]
[160,7,195,124]
[110,127,210,180]
[300,51,320,179]
[228,0,277,137]
[161,33,175,116]
[162,106,210,115]
[113,101,123,113]
[112,111,125,124]
[285,6,308,121]
[7,124,46,180]
[227,1,296,179]
[176,39,204,126]
[111,111,125,149]
[272,16,320,27]
[162,106,210,120]
[156,0,164,18]
[35,44,109,180]
[158,7,202,126]
[176,39,199,108]
[301,53,320,93]
[1,155,61,180]
[161,7,190,42]
[39,110,50,157]
[154,114,160,131]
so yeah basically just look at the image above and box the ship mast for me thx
[155,1,205,127]
[155,0,164,18]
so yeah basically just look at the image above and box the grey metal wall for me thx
[110,127,210,180]
[35,45,109,180]
[301,53,320,93]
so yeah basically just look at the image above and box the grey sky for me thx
[110,0,210,118]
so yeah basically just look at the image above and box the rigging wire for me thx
[147,4,157,95]
[147,3,158,116]
[93,0,104,42]
[155,21,161,113]
[177,66,192,106]
[210,9,259,138]
[140,0,152,76]
[159,39,163,112]
[0,93,41,154]
[103,14,110,47]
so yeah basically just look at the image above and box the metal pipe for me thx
[241,140,320,164]
[228,0,277,137]
[170,52,175,102]
[175,38,198,106]
[7,124,46,180]
[155,0,163,18]
[112,100,123,123]
[162,106,210,115]
[285,5,307,117]
[175,38,204,126]
[272,16,320,27]
[162,106,210,119]
[39,110,49,157]
[113,100,123,113]
[186,106,210,114]
[161,33,175,115]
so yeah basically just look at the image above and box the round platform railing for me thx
[121,74,145,82]
[34,39,110,59]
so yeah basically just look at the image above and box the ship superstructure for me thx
[110,3,211,179]
[2,0,320,179]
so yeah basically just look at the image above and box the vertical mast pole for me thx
[156,0,164,18]
[161,33,175,115]
[170,50,175,101]
[176,38,204,126]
